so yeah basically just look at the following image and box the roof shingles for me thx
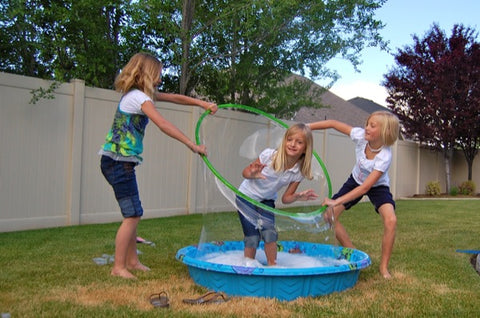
[294,90,370,127]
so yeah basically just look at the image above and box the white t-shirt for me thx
[119,89,152,114]
[350,127,391,187]
[238,148,304,201]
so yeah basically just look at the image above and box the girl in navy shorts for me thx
[308,111,400,278]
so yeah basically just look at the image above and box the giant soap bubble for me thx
[194,104,335,255]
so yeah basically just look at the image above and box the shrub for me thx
[459,180,476,196]
[449,186,459,196]
[425,181,441,196]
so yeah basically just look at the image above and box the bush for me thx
[459,180,476,196]
[449,186,459,196]
[425,181,441,196]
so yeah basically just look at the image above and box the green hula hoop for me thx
[195,103,332,217]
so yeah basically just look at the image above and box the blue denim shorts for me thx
[100,155,143,218]
[333,174,395,213]
[236,195,277,247]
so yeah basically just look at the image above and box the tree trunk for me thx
[180,0,195,95]
[466,157,473,181]
[443,148,453,193]
[462,145,478,181]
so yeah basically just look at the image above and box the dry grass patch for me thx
[46,275,296,317]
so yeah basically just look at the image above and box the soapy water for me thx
[200,250,349,268]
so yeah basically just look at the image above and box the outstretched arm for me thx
[282,182,318,204]
[323,170,383,207]
[141,100,207,155]
[308,120,352,136]
[154,92,218,114]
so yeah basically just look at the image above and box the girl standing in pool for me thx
[308,111,400,278]
[236,123,318,266]
[100,52,217,279]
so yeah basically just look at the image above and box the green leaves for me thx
[1,0,387,116]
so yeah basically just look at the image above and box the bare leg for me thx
[378,203,397,279]
[111,217,141,279]
[331,205,355,248]
[244,247,257,260]
[127,230,150,272]
[264,242,277,265]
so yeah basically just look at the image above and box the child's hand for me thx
[296,189,318,201]
[323,205,335,225]
[191,144,207,156]
[205,102,218,114]
[321,198,339,225]
[248,161,266,179]
[322,197,336,207]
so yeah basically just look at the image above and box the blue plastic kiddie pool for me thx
[176,240,371,301]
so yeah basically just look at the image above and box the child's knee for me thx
[383,212,397,230]
[244,235,260,248]
[261,229,278,243]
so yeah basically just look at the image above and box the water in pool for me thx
[201,250,350,268]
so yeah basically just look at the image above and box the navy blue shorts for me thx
[100,155,143,218]
[332,175,395,213]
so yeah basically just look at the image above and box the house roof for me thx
[348,97,389,114]
[293,90,371,127]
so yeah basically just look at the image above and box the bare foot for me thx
[380,268,392,279]
[111,268,137,279]
[128,262,150,272]
[288,248,302,254]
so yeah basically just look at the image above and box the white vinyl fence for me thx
[0,72,478,232]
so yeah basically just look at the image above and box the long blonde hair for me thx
[366,111,400,146]
[114,52,162,99]
[272,123,314,180]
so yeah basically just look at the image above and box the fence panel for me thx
[1,72,478,232]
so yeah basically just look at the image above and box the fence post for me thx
[416,143,421,195]
[187,107,201,214]
[68,79,86,225]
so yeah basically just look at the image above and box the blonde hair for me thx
[366,111,400,146]
[272,123,314,180]
[114,52,162,99]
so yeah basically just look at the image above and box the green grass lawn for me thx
[0,199,479,317]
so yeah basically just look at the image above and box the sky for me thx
[317,0,480,106]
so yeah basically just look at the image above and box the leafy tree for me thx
[126,0,387,116]
[1,0,387,116]
[0,0,128,88]
[383,24,480,190]
[0,0,50,78]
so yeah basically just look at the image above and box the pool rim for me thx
[176,240,371,277]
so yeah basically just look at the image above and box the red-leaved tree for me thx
[384,24,480,192]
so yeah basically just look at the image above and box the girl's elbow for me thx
[281,196,294,204]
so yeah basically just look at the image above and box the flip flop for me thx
[182,291,229,305]
[136,236,156,246]
[149,291,169,308]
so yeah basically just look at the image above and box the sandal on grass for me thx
[149,291,169,308]
[183,291,229,305]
